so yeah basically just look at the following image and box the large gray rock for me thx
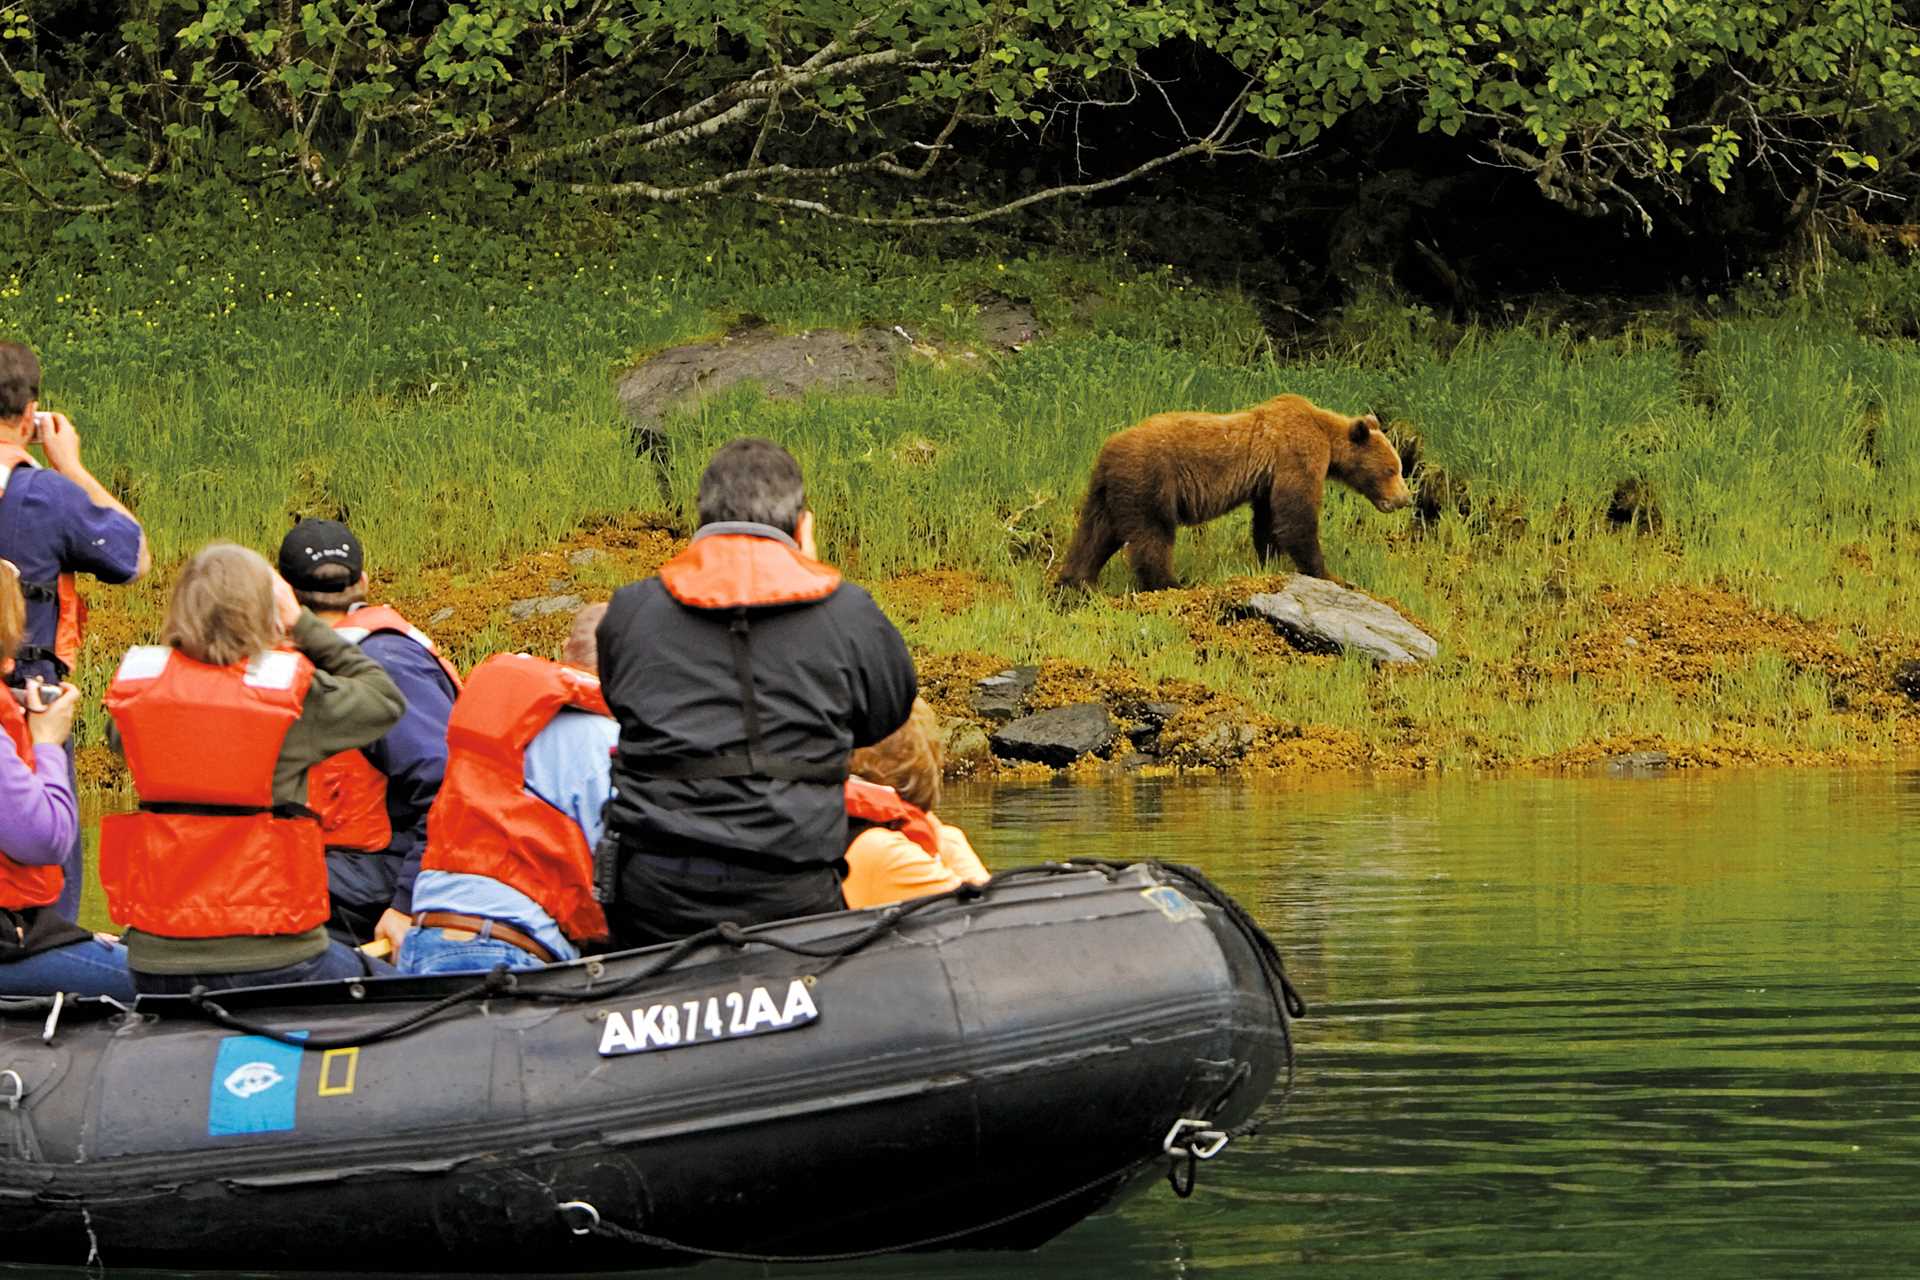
[970,666,1040,723]
[1244,579,1438,664]
[990,703,1115,766]
[939,721,995,774]
[509,593,584,621]
[617,325,902,430]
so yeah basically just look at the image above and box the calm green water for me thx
[31,770,1920,1278]
[779,769,1920,1280]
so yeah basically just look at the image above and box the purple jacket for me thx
[0,744,77,866]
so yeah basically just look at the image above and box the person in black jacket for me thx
[596,438,917,945]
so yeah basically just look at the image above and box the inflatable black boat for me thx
[0,861,1302,1272]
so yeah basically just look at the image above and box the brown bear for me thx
[1054,394,1412,591]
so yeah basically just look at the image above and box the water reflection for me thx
[26,770,1920,1278]
[935,770,1920,1278]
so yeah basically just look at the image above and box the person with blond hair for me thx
[402,603,618,974]
[100,542,406,993]
[0,560,132,997]
[841,698,988,910]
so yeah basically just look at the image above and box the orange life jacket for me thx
[0,693,64,911]
[420,653,611,943]
[844,777,941,856]
[657,533,843,611]
[98,645,329,938]
[631,533,849,785]
[309,605,462,853]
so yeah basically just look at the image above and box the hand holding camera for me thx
[13,678,80,744]
[27,410,83,475]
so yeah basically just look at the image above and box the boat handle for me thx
[41,990,64,1044]
[558,1200,601,1236]
[0,1069,22,1112]
[1162,1117,1229,1161]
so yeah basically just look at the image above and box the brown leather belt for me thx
[412,912,557,964]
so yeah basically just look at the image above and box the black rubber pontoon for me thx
[0,862,1301,1272]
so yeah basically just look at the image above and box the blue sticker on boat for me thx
[1141,886,1203,923]
[208,1033,307,1136]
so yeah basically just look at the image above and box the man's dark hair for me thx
[0,343,40,419]
[696,438,807,534]
[292,561,368,613]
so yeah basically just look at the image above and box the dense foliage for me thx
[1,0,1917,251]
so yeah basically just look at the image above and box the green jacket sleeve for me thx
[273,610,409,807]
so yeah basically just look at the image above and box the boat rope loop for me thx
[164,860,1306,1066]
[552,1153,1154,1264]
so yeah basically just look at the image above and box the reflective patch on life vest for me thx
[242,650,301,690]
[335,627,371,645]
[115,645,172,682]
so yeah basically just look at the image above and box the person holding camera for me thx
[0,341,150,923]
[0,561,133,998]
[100,543,405,993]
[596,438,917,946]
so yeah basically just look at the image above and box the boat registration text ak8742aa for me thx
[597,978,820,1056]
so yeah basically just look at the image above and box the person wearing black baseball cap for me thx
[277,518,463,957]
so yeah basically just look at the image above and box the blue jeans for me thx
[0,937,135,1000]
[131,941,393,995]
[399,926,547,975]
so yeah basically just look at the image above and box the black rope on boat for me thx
[151,860,1307,1060]
[558,1154,1152,1264]
[185,964,522,1051]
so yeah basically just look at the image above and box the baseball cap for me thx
[277,519,364,592]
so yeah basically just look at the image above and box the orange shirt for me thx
[843,816,988,910]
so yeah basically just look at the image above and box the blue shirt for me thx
[354,621,459,912]
[0,461,143,683]
[409,708,617,960]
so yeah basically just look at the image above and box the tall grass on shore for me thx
[6,205,1920,781]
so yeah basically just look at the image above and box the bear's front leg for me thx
[1265,480,1331,579]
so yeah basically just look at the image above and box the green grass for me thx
[7,202,1920,803]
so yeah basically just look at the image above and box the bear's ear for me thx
[1349,416,1374,445]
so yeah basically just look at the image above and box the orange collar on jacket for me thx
[658,528,841,610]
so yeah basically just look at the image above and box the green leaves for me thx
[0,0,1915,224]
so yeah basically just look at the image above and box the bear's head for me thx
[1331,413,1412,512]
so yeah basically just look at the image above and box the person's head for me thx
[697,438,809,540]
[0,342,41,440]
[563,602,607,674]
[164,542,282,667]
[849,697,943,813]
[0,560,25,679]
[277,518,368,613]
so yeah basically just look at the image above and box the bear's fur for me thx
[1054,394,1412,591]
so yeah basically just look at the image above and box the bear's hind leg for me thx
[1056,489,1125,589]
[1252,494,1277,564]
[1125,525,1180,591]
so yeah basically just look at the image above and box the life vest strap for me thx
[138,800,319,821]
[16,579,55,605]
[622,751,850,784]
[10,645,68,680]
[619,606,852,787]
